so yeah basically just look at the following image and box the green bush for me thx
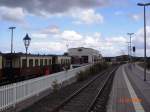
[76,62,109,81]
[76,71,88,81]
[139,61,150,70]
[52,80,61,93]
[147,60,150,69]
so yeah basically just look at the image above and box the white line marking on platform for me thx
[122,66,145,112]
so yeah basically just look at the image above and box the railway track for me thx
[51,66,118,112]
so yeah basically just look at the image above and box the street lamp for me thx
[23,34,31,68]
[127,33,134,62]
[137,2,150,81]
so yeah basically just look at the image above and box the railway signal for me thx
[133,46,136,52]
[127,33,134,62]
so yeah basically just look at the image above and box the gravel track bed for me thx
[20,73,103,112]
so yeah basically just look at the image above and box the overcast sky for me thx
[0,0,150,57]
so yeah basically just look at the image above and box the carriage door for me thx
[4,57,14,80]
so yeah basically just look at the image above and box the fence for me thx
[0,65,90,111]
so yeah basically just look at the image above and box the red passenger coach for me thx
[0,53,71,82]
[2,53,53,80]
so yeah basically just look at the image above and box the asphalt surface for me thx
[107,64,150,112]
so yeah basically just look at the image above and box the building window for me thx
[5,59,11,68]
[40,59,43,66]
[35,59,39,66]
[29,59,33,67]
[45,59,47,66]
[22,59,26,68]
[82,56,88,63]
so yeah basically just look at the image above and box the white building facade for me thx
[68,47,102,64]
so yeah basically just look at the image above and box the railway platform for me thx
[107,64,150,112]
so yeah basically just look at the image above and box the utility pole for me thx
[126,42,130,62]
[137,2,150,81]
[9,27,16,53]
[8,26,16,81]
[127,33,134,62]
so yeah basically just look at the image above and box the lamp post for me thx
[127,33,134,62]
[137,2,150,81]
[126,42,130,62]
[23,34,31,68]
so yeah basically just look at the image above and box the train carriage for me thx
[2,53,53,80]
[51,55,71,73]
[1,53,71,81]
[20,54,53,76]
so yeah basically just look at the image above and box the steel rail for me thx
[51,67,117,112]
[86,67,118,112]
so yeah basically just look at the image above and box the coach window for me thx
[63,59,65,64]
[49,59,51,65]
[40,59,43,66]
[66,59,68,64]
[64,59,66,64]
[45,59,47,66]
[29,59,33,67]
[5,59,11,68]
[22,59,26,68]
[60,59,62,64]
[35,59,39,66]
[67,59,69,64]
[68,59,70,64]
[64,59,65,64]
[65,59,67,64]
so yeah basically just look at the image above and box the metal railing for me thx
[0,65,90,111]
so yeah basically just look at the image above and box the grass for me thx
[51,80,61,93]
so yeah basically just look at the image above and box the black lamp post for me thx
[23,34,31,68]
[137,2,150,81]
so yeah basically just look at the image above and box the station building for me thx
[68,47,102,65]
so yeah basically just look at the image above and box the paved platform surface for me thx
[107,64,150,112]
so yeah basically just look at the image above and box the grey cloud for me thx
[0,0,108,15]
